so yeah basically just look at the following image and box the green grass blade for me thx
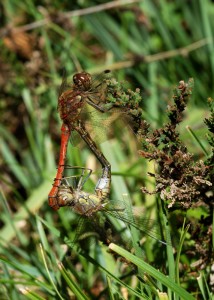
[78,251,150,299]
[175,223,190,286]
[0,139,30,189]
[20,288,46,300]
[39,244,64,300]
[109,243,195,300]
[186,125,209,156]
[58,262,90,300]
[0,177,54,244]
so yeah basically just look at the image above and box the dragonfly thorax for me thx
[73,72,92,91]
[73,191,104,216]
[57,186,75,206]
[57,184,105,216]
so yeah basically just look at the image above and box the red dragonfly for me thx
[48,70,114,210]
[48,70,142,211]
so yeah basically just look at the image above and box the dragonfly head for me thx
[73,72,92,91]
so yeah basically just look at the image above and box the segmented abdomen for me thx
[58,90,83,125]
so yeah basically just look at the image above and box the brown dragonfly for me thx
[55,165,169,249]
[48,70,142,211]
[56,165,168,247]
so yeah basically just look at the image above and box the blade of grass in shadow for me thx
[0,256,41,280]
[36,217,59,269]
[36,215,61,238]
[39,244,64,300]
[58,262,90,300]
[0,139,30,189]
[109,243,195,300]
[0,176,55,244]
[197,271,213,300]
[175,223,190,287]
[107,276,115,300]
[159,200,175,300]
[37,215,76,262]
[78,251,150,300]
[122,194,144,259]
[0,190,28,246]
[0,244,56,295]
[0,263,20,299]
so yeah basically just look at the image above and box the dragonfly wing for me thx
[68,216,98,249]
[103,202,170,246]
[69,213,115,248]
[58,69,68,97]
[90,70,112,93]
[78,103,141,147]
[57,69,73,111]
[85,70,112,107]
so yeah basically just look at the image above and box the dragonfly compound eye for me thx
[73,72,92,90]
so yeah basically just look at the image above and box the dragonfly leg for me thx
[75,123,111,202]
[86,98,113,113]
[48,123,70,210]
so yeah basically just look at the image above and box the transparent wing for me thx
[58,69,69,97]
[73,102,141,147]
[67,197,170,250]
[89,70,111,92]
[66,216,102,250]
[68,214,113,249]
[103,200,170,246]
[86,70,112,105]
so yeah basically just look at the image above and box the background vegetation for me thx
[0,0,213,299]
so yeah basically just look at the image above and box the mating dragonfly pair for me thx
[48,70,166,247]
[48,69,142,210]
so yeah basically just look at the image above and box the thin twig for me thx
[64,0,140,18]
[11,0,140,33]
[89,38,210,73]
